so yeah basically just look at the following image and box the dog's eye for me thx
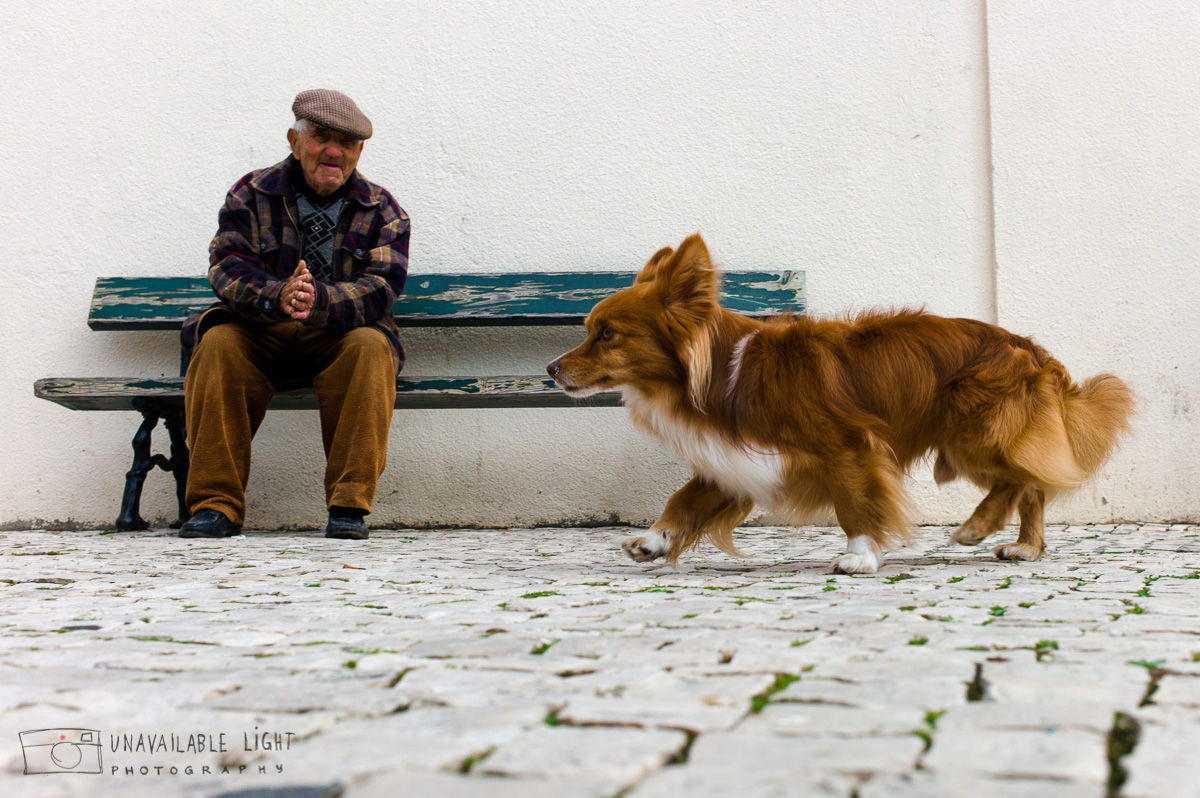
[600,326,615,340]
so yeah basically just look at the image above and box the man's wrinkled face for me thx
[287,124,364,196]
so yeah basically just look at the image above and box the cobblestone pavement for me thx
[2,523,1199,797]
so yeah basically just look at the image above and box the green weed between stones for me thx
[750,673,800,713]
[911,709,947,751]
[459,746,496,774]
[531,639,560,655]
[1107,712,1140,796]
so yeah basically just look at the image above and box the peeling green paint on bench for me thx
[35,376,625,411]
[88,271,806,329]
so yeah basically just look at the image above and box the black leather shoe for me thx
[179,509,242,538]
[325,507,369,540]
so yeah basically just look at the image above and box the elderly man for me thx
[179,89,409,540]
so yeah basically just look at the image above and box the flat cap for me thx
[292,89,373,140]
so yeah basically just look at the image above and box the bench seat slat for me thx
[88,271,805,330]
[34,376,624,411]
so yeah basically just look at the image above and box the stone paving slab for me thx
[921,727,1110,783]
[1121,719,1200,798]
[1,522,1199,797]
[860,772,1105,798]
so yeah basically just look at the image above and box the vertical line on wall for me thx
[981,0,999,325]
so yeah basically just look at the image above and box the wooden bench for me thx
[35,271,805,531]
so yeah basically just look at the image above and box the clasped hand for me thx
[280,261,315,320]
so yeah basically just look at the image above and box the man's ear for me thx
[287,127,299,154]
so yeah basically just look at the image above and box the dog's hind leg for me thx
[933,450,957,484]
[950,482,1024,546]
[622,475,753,566]
[993,487,1046,561]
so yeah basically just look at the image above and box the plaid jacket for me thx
[181,156,410,373]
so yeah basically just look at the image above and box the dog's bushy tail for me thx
[1062,373,1134,476]
[1006,367,1133,491]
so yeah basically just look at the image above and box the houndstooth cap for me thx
[292,89,373,140]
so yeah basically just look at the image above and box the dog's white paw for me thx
[830,552,881,574]
[830,536,884,574]
[621,529,670,563]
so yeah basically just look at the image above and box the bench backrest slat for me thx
[88,271,805,330]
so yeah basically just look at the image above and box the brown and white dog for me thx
[547,234,1133,574]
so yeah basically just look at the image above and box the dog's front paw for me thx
[831,536,884,574]
[992,542,1044,561]
[830,552,881,574]
[621,529,670,563]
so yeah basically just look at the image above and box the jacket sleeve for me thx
[305,192,410,330]
[207,180,287,320]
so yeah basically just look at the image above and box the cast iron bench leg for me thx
[115,398,186,531]
[163,409,190,528]
[116,401,162,530]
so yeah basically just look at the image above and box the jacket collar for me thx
[250,156,381,207]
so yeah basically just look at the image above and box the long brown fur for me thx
[548,234,1134,571]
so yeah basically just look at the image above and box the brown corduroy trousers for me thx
[183,320,396,525]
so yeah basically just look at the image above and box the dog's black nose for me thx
[547,360,561,380]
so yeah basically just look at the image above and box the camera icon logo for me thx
[19,728,103,775]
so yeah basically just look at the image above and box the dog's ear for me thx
[657,234,719,311]
[658,234,721,410]
[635,246,675,284]
[680,324,715,411]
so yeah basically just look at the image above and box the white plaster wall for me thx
[4,0,1188,531]
[988,1,1200,523]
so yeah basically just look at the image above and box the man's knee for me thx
[340,327,392,365]
[188,323,271,388]
[193,322,250,361]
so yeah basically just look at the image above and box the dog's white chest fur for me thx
[622,388,785,506]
